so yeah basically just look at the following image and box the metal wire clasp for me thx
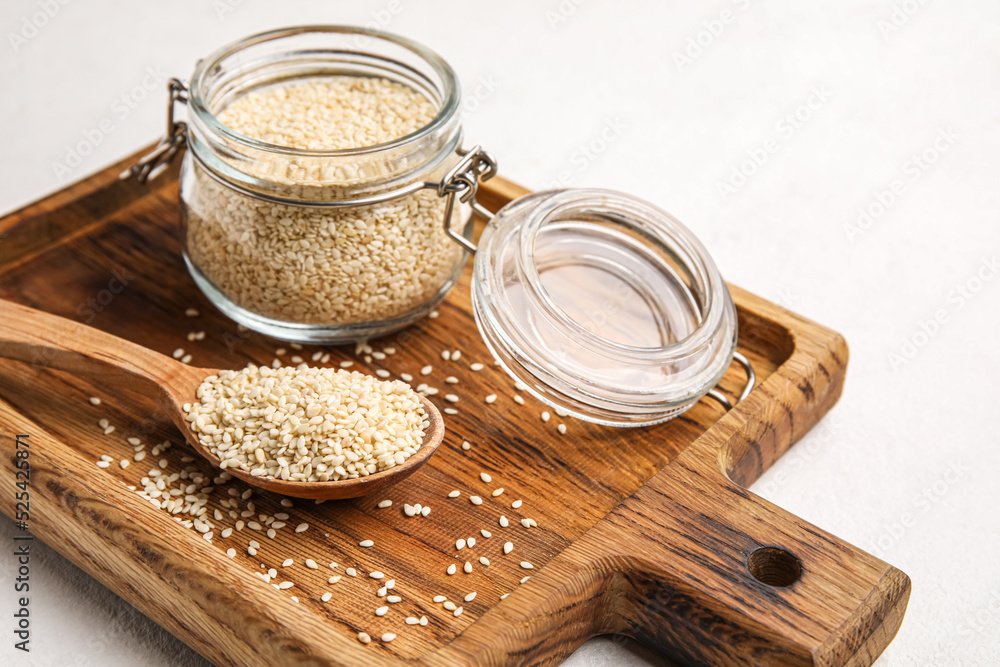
[706,352,756,410]
[439,145,498,254]
[120,78,188,183]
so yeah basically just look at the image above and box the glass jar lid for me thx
[472,188,739,427]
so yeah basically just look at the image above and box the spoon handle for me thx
[0,298,196,395]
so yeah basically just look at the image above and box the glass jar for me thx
[138,26,492,343]
[130,27,753,426]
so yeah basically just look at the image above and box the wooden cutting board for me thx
[0,148,909,666]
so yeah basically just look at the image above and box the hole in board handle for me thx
[747,547,802,587]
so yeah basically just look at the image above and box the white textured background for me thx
[1,1,998,665]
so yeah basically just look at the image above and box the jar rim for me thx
[187,25,462,159]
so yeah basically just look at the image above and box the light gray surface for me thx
[1,1,998,665]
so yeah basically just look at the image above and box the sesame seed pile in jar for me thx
[182,76,465,325]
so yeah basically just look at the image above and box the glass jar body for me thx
[176,26,472,343]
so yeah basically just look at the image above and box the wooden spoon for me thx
[0,299,444,500]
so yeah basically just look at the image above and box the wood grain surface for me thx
[0,148,909,666]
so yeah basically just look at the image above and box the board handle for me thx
[597,444,911,666]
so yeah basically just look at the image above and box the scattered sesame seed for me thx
[295,523,308,533]
[282,559,293,567]
[429,310,439,318]
[456,538,466,550]
[480,472,492,483]
[444,394,459,403]
[470,496,482,506]
[377,587,387,597]
[321,592,333,602]
[468,537,476,548]
[89,397,101,406]
[433,595,447,603]
[441,350,451,361]
[470,363,484,371]
[504,542,513,554]
[375,606,388,616]
[185,308,199,317]
[447,564,456,575]
[558,424,567,434]
[357,632,371,644]
[512,499,523,509]
[444,408,458,415]
[226,548,236,558]
[462,441,471,450]
[541,411,550,422]
[445,376,459,384]
[520,561,534,570]
[96,461,110,468]
[280,498,293,507]
[375,369,391,378]
[181,354,193,364]
[172,348,184,359]
[421,505,431,517]
[485,394,497,404]
[400,373,413,382]
[452,350,462,361]
[377,499,392,509]
[387,595,401,603]
[381,633,396,642]
[479,556,490,566]
[465,592,477,602]
[521,576,531,584]
[481,530,492,538]
[403,504,416,517]
[119,459,129,469]
[346,568,357,577]
[453,606,464,617]
[492,488,505,497]
[385,579,395,589]
[443,601,457,611]
[305,559,318,569]
[369,571,384,580]
[499,516,509,528]
[501,593,510,599]
[419,616,428,626]
[421,365,433,375]
[448,490,460,498]
[513,395,525,405]
[278,581,294,590]
[463,561,473,574]
[406,617,419,625]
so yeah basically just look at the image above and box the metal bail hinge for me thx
[120,78,189,183]
[439,145,498,254]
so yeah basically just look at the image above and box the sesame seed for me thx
[456,538,466,550]
[385,579,395,589]
[377,587,387,597]
[481,530,492,538]
[305,559,318,569]
[512,500,523,509]
[465,592,477,602]
[400,373,413,382]
[541,411,550,422]
[406,617,419,625]
[375,369,390,378]
[444,394,459,403]
[377,499,392,508]
[479,556,490,566]
[558,424,567,434]
[375,606,388,616]
[448,490,460,498]
[96,461,110,468]
[499,516,509,528]
[421,365,433,376]
[280,498,293,508]
[403,504,416,516]
[445,408,459,415]
[454,606,464,617]
[480,472,492,483]
[447,564,456,575]
[443,601,457,611]
[357,632,371,644]
[452,350,462,361]
[445,376,459,384]
[485,394,497,404]
[226,548,236,558]
[429,310,439,318]
[492,488,504,497]
[381,633,396,642]
[120,459,129,469]
[172,348,184,359]
[470,363,484,371]
[521,576,531,584]
[513,395,525,405]
[321,592,333,602]
[515,381,528,391]
[387,595,401,603]
[441,350,451,361]
[328,575,342,584]
[340,360,354,368]
[369,571,384,580]
[419,616,428,626]
[282,559,293,567]
[463,561,473,574]
[181,354,192,364]
[520,561,534,569]
[467,537,476,548]
[346,568,357,577]
[462,441,471,450]
[501,593,510,600]
[433,595,447,603]
[504,542,513,554]
[278,581,294,590]
[89,397,101,405]
[295,523,308,533]
[185,308,199,317]
[470,496,482,506]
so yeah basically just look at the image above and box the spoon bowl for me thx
[0,299,445,500]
